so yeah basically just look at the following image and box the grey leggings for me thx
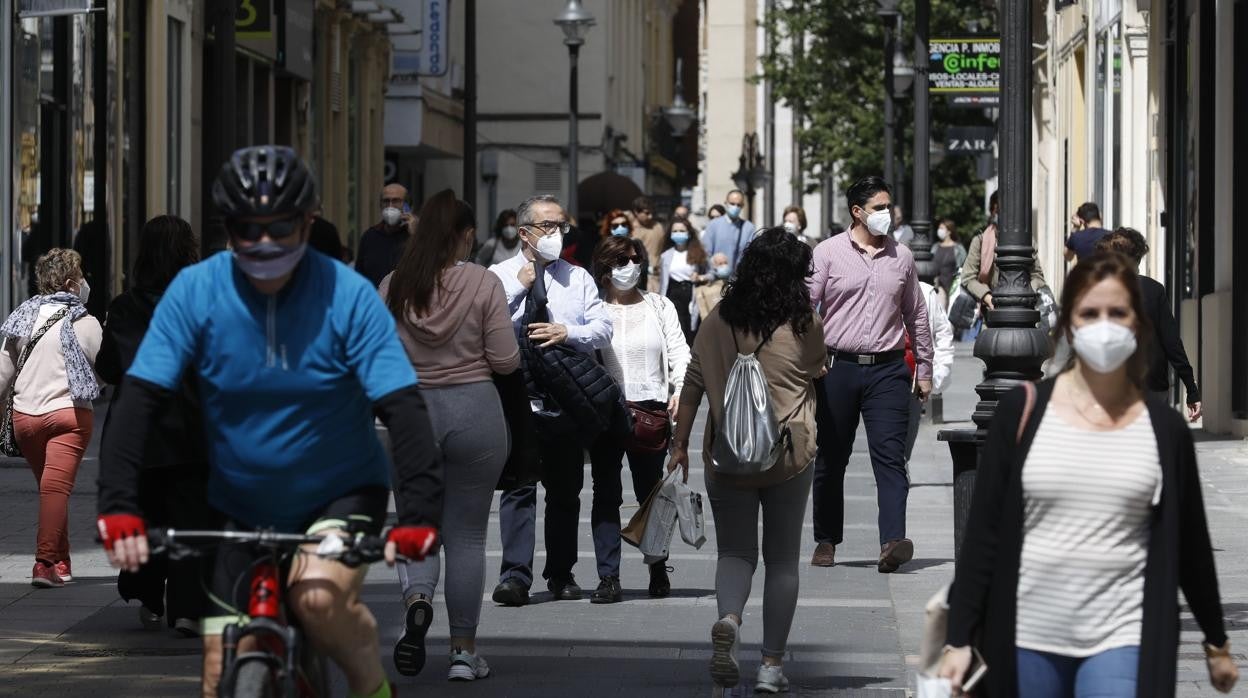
[399,381,509,639]
[704,463,814,659]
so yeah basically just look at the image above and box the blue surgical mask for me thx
[726,204,742,219]
[714,265,730,279]
[611,225,629,237]
[671,232,690,246]
[234,240,308,280]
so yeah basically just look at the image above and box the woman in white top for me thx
[590,236,690,603]
[0,249,102,588]
[658,217,710,344]
[940,252,1238,697]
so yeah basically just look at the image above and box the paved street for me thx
[1,345,1245,696]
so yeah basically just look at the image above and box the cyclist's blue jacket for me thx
[127,250,417,531]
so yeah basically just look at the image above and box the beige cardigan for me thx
[680,306,825,488]
[0,305,102,415]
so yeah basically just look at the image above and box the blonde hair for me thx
[35,248,84,295]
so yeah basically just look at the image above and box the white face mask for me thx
[501,225,518,241]
[382,207,402,226]
[1071,320,1138,374]
[936,227,949,241]
[783,221,799,235]
[526,230,563,262]
[610,262,641,291]
[74,279,90,304]
[862,208,892,237]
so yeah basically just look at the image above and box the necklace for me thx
[1064,380,1132,427]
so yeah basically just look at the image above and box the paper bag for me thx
[675,482,706,549]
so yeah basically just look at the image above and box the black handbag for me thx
[948,289,977,330]
[2,308,70,457]
[517,261,631,446]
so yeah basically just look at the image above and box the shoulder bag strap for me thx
[1015,381,1037,445]
[643,294,670,396]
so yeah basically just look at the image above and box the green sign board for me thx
[930,37,1000,107]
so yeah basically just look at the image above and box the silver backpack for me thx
[710,330,789,475]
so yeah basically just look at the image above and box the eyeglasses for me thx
[226,214,305,242]
[522,220,570,236]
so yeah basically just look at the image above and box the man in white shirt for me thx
[488,195,612,606]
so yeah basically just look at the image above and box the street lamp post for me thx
[878,1,899,187]
[940,0,1048,558]
[909,0,934,284]
[732,133,767,221]
[554,0,595,225]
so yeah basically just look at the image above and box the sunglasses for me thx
[226,214,304,242]
[615,255,642,267]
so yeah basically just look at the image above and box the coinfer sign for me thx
[930,37,1000,107]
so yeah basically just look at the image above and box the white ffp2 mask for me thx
[1071,320,1138,374]
[865,210,892,237]
[610,262,641,291]
[528,231,563,262]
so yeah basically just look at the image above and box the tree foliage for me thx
[760,0,997,238]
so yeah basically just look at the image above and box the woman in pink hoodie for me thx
[379,190,520,683]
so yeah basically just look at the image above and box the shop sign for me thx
[930,36,1000,107]
[17,0,91,17]
[280,0,315,81]
[391,0,450,79]
[945,126,997,155]
[237,0,273,39]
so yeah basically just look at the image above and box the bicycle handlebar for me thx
[147,528,392,568]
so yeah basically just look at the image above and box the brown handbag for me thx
[626,401,671,454]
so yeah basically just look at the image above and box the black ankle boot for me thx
[648,563,671,598]
[590,576,622,604]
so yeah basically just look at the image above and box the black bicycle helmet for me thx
[212,145,318,219]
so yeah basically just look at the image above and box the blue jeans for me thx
[1016,646,1139,698]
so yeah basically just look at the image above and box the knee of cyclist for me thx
[288,584,342,624]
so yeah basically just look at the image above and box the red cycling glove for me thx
[387,526,438,561]
[97,513,147,552]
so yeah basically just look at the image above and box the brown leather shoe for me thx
[878,539,914,573]
[810,542,836,567]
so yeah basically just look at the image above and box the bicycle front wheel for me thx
[228,658,277,698]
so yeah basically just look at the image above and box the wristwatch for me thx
[1203,641,1232,659]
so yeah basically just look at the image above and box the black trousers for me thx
[587,421,667,578]
[665,280,695,345]
[812,359,912,547]
[537,438,595,583]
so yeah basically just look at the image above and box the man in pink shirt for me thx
[807,175,933,573]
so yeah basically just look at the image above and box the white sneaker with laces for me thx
[447,651,490,681]
[709,616,740,687]
[755,664,789,693]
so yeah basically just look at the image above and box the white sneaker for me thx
[447,651,490,681]
[138,605,163,630]
[709,616,740,687]
[755,664,789,693]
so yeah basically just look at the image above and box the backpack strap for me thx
[1016,381,1037,445]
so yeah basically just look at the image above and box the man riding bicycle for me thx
[97,146,443,698]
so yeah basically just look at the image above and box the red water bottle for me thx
[249,563,281,619]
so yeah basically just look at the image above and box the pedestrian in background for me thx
[308,214,349,263]
[1064,201,1109,263]
[903,280,955,466]
[807,175,932,573]
[97,215,210,634]
[703,190,757,273]
[783,205,822,248]
[940,252,1239,697]
[932,218,964,306]
[381,189,519,682]
[668,228,825,694]
[891,204,915,248]
[488,195,612,607]
[590,235,689,603]
[475,209,521,267]
[1095,228,1202,421]
[959,190,1048,313]
[673,203,691,222]
[628,197,666,293]
[357,183,414,287]
[0,248,101,588]
[659,217,709,343]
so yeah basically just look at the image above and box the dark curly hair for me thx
[718,228,814,338]
[133,215,199,291]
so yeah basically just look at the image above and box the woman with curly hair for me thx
[666,228,825,694]
[0,248,102,588]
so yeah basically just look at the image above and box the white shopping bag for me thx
[640,470,680,564]
[915,675,953,698]
[675,482,706,549]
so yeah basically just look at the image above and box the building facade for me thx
[1034,0,1247,436]
[1,0,392,316]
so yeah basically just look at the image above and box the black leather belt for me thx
[828,348,905,366]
